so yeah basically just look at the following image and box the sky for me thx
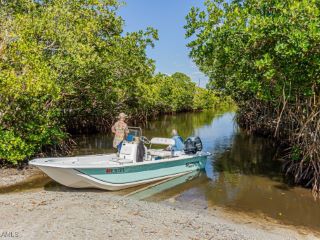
[118,0,208,87]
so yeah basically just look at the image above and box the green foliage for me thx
[193,87,225,110]
[185,0,320,103]
[156,72,195,112]
[0,130,35,164]
[0,0,225,164]
[133,72,225,117]
[185,0,320,192]
[0,0,157,164]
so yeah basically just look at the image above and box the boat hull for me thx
[33,156,208,191]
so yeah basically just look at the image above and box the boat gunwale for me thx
[29,152,211,169]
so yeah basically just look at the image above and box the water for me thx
[72,110,320,231]
[2,110,320,231]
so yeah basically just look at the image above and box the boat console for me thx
[118,127,204,163]
[118,127,179,162]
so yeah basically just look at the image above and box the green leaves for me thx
[186,0,320,190]
[185,0,320,103]
[0,0,158,164]
[0,130,35,164]
[0,0,224,165]
[133,72,226,117]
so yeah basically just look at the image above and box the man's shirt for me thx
[172,135,184,151]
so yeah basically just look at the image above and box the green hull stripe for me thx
[75,156,207,185]
[75,168,200,185]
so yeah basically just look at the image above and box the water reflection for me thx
[70,110,230,155]
[2,110,319,231]
[142,111,320,231]
[72,110,320,231]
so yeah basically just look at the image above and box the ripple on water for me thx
[2,110,319,232]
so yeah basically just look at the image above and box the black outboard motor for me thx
[136,141,145,162]
[184,136,203,154]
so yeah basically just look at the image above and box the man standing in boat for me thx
[111,113,129,152]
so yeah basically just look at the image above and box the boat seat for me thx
[148,149,172,157]
[118,159,133,164]
[150,138,175,146]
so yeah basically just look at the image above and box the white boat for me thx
[30,128,210,191]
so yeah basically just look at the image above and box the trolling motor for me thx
[184,136,203,154]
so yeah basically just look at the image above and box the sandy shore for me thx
[0,167,43,188]
[0,189,318,240]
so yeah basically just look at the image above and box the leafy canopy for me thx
[0,0,225,164]
[185,0,320,103]
[0,0,158,163]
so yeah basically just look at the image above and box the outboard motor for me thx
[136,141,145,162]
[184,136,203,154]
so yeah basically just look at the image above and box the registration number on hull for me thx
[105,168,125,174]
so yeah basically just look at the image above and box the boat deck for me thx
[30,150,207,169]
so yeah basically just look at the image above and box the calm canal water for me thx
[71,110,320,231]
[2,110,320,231]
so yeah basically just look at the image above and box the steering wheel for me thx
[140,136,150,144]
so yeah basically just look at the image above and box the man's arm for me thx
[111,122,117,133]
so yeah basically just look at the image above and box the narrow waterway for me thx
[2,110,320,231]
[71,110,320,231]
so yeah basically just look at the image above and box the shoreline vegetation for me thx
[0,0,319,197]
[0,1,233,166]
[185,0,320,195]
[1,0,318,238]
